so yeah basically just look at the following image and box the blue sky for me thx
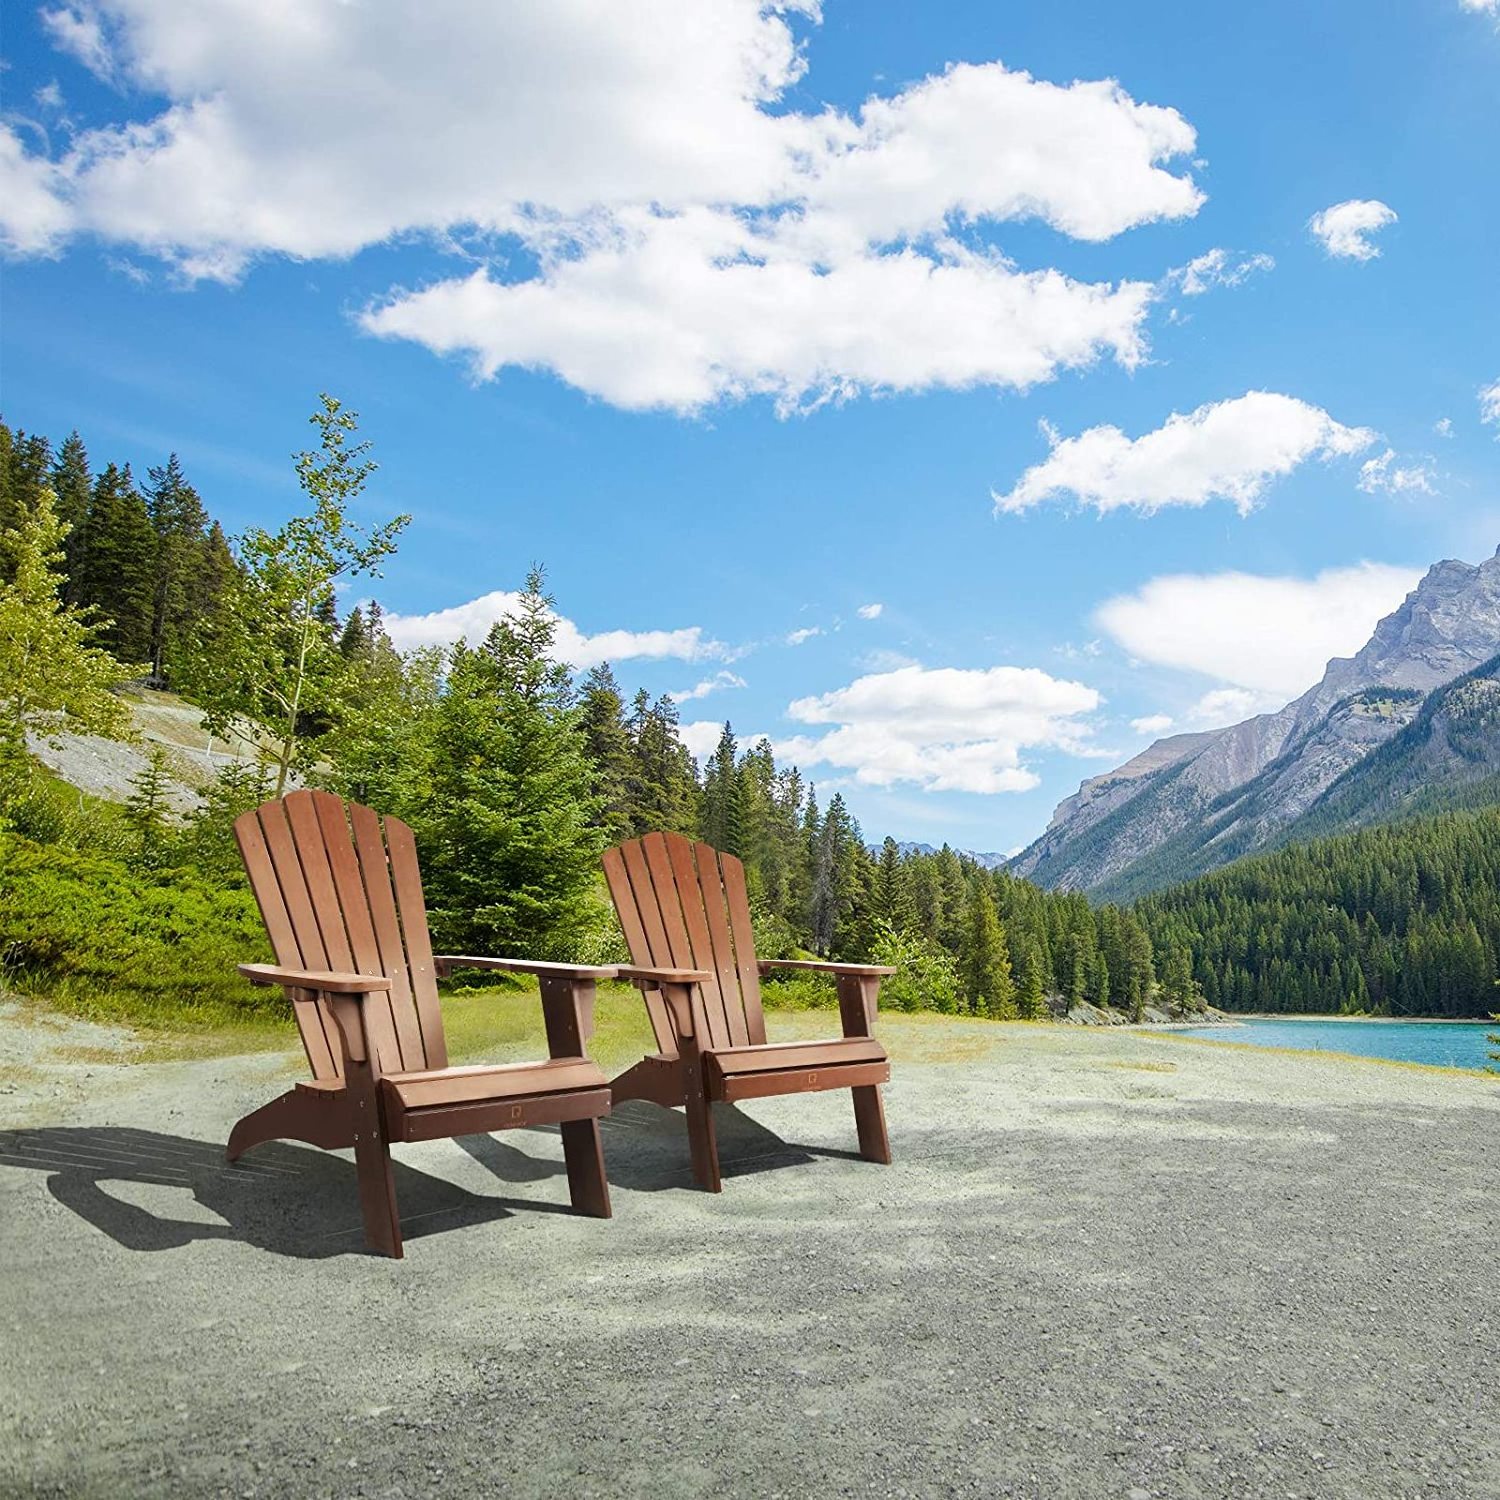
[2,0,1497,853]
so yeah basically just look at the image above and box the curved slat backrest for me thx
[234,790,446,1078]
[602,831,767,1053]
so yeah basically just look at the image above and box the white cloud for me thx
[786,626,823,646]
[1130,714,1174,736]
[6,3,1204,411]
[994,392,1377,517]
[363,221,1156,415]
[1356,448,1436,496]
[1434,417,1454,438]
[1185,687,1279,728]
[1480,379,1500,432]
[1308,199,1397,261]
[1461,0,1499,15]
[856,603,884,620]
[1168,247,1274,296]
[0,127,73,254]
[1095,562,1423,701]
[679,720,730,759]
[778,663,1101,794]
[40,5,116,80]
[669,671,747,703]
[381,589,726,669]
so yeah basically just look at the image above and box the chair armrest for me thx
[432,955,618,981]
[616,964,714,985]
[614,967,712,1040]
[757,959,896,978]
[238,964,392,994]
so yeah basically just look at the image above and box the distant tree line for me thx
[1137,809,1500,1019]
[1,419,239,685]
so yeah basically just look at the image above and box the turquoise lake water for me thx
[1178,1017,1496,1071]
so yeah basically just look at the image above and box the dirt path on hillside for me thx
[2,1003,1496,1499]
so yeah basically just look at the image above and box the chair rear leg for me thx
[683,1082,723,1193]
[852,1084,892,1165]
[560,1118,612,1218]
[352,1122,403,1258]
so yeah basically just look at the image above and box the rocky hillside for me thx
[1012,546,1500,895]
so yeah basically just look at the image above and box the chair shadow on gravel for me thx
[470,1100,860,1192]
[0,1125,576,1258]
[598,1100,870,1189]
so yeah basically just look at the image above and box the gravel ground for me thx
[1,1003,1496,1500]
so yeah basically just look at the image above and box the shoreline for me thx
[1223,1013,1493,1026]
[1154,1029,1494,1078]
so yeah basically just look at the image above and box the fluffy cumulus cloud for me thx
[1308,199,1397,261]
[1480,379,1500,432]
[380,590,726,669]
[678,720,730,759]
[1095,562,1423,703]
[776,664,1101,794]
[994,392,1376,517]
[4,2,1205,411]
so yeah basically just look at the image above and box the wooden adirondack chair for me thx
[227,789,616,1257]
[602,831,896,1192]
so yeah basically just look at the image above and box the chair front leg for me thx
[835,974,892,1165]
[329,994,403,1258]
[659,981,721,1193]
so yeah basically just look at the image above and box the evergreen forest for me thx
[2,404,1497,1026]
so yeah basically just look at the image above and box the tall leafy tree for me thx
[179,395,408,795]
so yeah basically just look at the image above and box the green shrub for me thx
[758,969,838,1011]
[0,831,274,1027]
[871,922,962,1013]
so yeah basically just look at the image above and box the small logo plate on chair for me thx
[805,1071,819,1088]
[510,1104,525,1122]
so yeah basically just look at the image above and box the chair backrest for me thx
[602,831,767,1054]
[234,789,446,1080]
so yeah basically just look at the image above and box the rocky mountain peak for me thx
[1013,542,1500,894]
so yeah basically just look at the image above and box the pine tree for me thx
[873,836,915,931]
[49,431,92,598]
[578,663,634,842]
[624,690,699,836]
[701,721,744,854]
[416,568,604,956]
[961,880,1015,1018]
[1017,937,1048,1019]
[144,454,211,683]
[0,426,52,559]
[79,462,156,667]
[124,746,173,865]
[810,791,857,954]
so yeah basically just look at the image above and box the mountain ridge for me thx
[1013,545,1500,896]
